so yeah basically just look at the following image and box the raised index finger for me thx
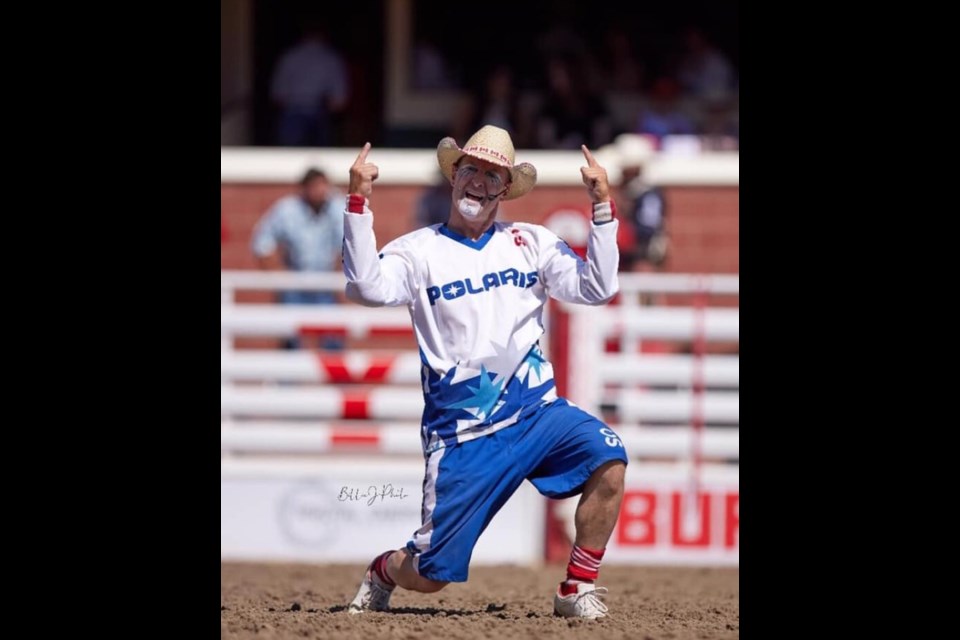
[581,144,598,167]
[354,142,372,165]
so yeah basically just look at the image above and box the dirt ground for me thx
[220,562,739,639]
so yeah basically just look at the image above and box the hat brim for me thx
[437,137,537,200]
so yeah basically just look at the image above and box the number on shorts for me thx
[600,427,622,448]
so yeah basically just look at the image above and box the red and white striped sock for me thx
[370,550,396,589]
[560,544,605,595]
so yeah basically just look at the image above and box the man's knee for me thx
[590,460,626,498]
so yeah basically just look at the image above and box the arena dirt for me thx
[221,562,739,639]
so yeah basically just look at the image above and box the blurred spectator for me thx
[602,28,645,93]
[699,96,739,151]
[453,64,532,148]
[635,77,696,148]
[250,167,345,348]
[535,3,590,74]
[269,22,349,147]
[413,169,453,228]
[676,26,737,103]
[536,58,614,150]
[615,136,669,273]
[412,35,460,90]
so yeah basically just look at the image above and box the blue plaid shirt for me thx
[250,192,344,271]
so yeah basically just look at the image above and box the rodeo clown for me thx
[343,125,627,619]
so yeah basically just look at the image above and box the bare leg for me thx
[573,460,626,549]
[384,548,449,593]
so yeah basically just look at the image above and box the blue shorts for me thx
[405,398,628,582]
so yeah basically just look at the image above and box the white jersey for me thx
[342,208,620,454]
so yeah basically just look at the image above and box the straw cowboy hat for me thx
[436,125,537,200]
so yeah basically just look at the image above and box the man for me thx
[269,23,349,147]
[250,167,344,348]
[621,159,669,273]
[342,125,627,619]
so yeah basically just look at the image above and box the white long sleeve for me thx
[342,210,418,307]
[532,219,620,305]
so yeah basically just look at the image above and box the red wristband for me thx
[347,194,367,214]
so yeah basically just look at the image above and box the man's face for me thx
[304,177,330,210]
[451,158,511,220]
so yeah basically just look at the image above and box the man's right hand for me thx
[349,142,379,198]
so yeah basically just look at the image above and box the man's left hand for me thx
[580,145,611,204]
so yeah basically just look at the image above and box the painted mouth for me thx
[465,191,485,202]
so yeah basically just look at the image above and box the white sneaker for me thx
[348,568,394,614]
[553,582,609,619]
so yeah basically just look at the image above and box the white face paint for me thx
[456,196,483,219]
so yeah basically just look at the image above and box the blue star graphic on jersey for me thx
[524,348,546,380]
[444,283,463,297]
[446,365,504,420]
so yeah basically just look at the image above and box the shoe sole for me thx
[553,602,606,619]
[553,611,606,619]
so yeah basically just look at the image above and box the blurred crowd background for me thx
[221,0,739,152]
[220,2,740,570]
